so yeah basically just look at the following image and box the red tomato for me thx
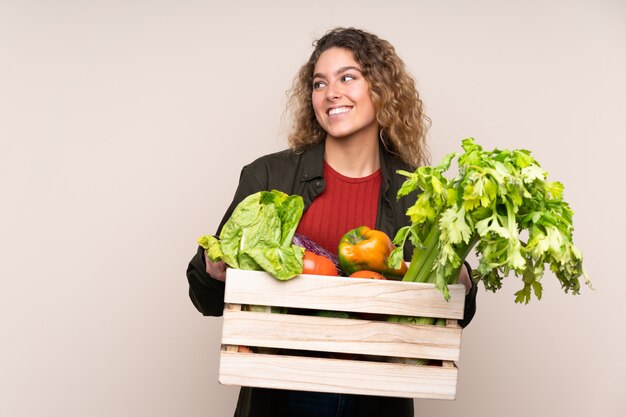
[302,250,339,276]
[349,270,387,280]
[238,345,254,353]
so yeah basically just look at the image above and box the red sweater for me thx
[296,161,381,254]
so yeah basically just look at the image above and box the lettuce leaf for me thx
[198,190,305,280]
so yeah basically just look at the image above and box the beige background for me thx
[2,1,625,416]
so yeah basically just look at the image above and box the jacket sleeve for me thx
[186,164,267,316]
[186,245,227,316]
[459,260,478,328]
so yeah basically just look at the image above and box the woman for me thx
[186,27,477,417]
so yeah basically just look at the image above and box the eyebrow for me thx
[313,66,363,79]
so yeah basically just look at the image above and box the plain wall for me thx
[1,1,625,416]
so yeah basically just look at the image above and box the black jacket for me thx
[186,142,478,417]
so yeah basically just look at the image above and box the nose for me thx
[326,81,342,101]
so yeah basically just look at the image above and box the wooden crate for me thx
[218,269,466,400]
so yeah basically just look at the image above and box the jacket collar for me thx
[300,139,404,184]
[300,141,325,182]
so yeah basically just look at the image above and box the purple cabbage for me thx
[292,233,345,276]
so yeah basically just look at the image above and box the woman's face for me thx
[311,47,378,142]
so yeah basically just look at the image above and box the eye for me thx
[341,74,357,82]
[312,80,326,90]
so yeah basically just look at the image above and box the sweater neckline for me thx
[323,160,381,183]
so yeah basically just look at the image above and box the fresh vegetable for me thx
[314,310,352,319]
[198,190,305,281]
[389,137,591,303]
[349,270,386,280]
[292,233,343,275]
[302,250,339,276]
[238,345,254,353]
[338,226,408,278]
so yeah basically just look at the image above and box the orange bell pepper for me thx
[338,226,408,278]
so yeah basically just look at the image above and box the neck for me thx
[324,132,380,178]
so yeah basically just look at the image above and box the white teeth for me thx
[329,107,351,116]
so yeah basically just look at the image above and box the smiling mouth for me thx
[328,106,352,116]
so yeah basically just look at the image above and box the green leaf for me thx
[244,244,305,281]
[514,285,531,304]
[439,206,472,245]
[461,137,481,154]
[315,310,353,319]
[513,149,535,168]
[521,164,546,183]
[392,225,410,246]
[544,181,564,200]
[396,171,420,198]
[388,246,405,270]
[406,193,436,223]
[277,193,305,246]
[531,280,543,301]
[197,235,224,262]
[475,213,510,239]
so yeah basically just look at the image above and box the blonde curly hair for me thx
[287,27,431,168]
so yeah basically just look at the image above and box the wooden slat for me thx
[224,270,465,319]
[222,310,462,361]
[222,304,243,352]
[219,351,458,399]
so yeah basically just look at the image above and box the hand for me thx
[204,252,227,282]
[458,264,472,295]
